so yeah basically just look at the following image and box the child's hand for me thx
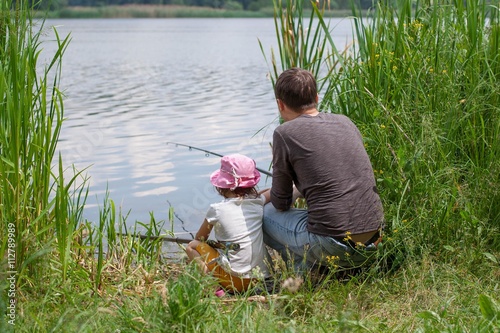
[259,188,271,204]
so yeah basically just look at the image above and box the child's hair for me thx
[216,186,258,199]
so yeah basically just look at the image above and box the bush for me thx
[223,0,243,11]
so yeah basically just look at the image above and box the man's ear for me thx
[276,99,285,112]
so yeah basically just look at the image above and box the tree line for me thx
[35,0,377,12]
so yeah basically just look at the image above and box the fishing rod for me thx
[116,233,240,251]
[166,141,272,177]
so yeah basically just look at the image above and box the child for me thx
[186,154,272,294]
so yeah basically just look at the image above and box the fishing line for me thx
[167,200,195,239]
[166,141,273,177]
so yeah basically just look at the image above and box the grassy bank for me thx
[2,0,500,332]
[10,258,500,331]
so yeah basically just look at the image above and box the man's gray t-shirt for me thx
[270,113,383,237]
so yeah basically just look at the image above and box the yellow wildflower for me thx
[355,242,366,248]
[326,255,340,269]
[413,20,424,29]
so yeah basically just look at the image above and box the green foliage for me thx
[417,294,500,332]
[0,0,71,282]
[54,157,89,282]
[164,264,212,330]
[319,0,500,258]
[33,0,69,11]
[224,0,243,10]
[260,0,335,90]
[62,0,376,11]
[53,3,271,18]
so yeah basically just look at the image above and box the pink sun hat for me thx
[210,154,261,190]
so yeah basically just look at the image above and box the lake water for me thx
[40,18,354,238]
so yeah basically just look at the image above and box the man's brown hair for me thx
[274,68,317,112]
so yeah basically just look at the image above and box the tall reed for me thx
[0,0,74,283]
[260,0,340,93]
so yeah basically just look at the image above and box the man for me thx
[261,68,384,273]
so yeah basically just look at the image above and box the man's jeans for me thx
[262,203,378,273]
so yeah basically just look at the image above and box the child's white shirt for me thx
[205,194,271,279]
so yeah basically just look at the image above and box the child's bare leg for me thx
[186,240,210,274]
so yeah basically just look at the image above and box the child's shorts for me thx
[196,242,254,293]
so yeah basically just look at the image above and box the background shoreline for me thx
[39,4,357,19]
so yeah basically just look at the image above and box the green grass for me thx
[2,0,500,332]
[8,256,500,331]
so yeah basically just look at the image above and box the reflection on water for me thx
[41,18,354,236]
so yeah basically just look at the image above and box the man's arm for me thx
[260,185,302,208]
[269,130,295,210]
